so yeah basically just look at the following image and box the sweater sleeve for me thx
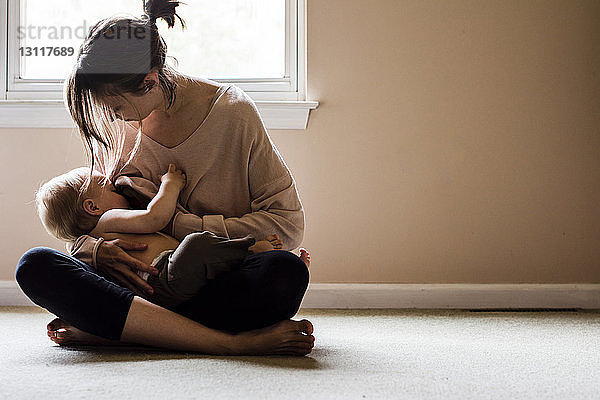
[169,174,305,251]
[66,235,106,268]
[170,97,305,251]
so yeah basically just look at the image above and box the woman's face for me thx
[102,75,164,121]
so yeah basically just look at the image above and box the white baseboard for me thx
[3,280,599,309]
[0,281,36,306]
[299,283,600,309]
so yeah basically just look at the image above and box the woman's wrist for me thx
[91,237,105,270]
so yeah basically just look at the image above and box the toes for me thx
[273,340,313,356]
[297,333,315,344]
[47,328,67,339]
[275,345,312,356]
[268,238,283,246]
[299,248,310,259]
[298,249,311,266]
[47,321,55,331]
[47,317,67,331]
[58,329,71,339]
[297,319,314,335]
[48,328,71,345]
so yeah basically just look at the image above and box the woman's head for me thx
[36,168,130,241]
[65,0,186,174]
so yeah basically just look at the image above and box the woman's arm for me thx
[69,237,158,296]
[166,99,304,250]
[166,173,304,250]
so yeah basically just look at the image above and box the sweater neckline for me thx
[127,84,230,150]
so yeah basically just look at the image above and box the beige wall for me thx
[1,0,599,283]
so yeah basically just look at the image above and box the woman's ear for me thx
[143,70,159,91]
[82,198,102,216]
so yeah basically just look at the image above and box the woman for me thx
[15,0,315,356]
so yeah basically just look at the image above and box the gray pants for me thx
[146,231,256,310]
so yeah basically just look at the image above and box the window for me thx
[0,0,317,129]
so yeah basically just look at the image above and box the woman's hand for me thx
[95,239,158,296]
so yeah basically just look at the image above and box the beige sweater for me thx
[67,84,304,268]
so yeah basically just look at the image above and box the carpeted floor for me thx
[1,307,599,399]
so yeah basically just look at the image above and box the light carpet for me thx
[1,307,599,399]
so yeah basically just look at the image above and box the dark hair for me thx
[65,0,186,177]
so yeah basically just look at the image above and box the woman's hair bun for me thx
[143,0,185,29]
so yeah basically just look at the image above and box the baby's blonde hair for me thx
[35,167,100,242]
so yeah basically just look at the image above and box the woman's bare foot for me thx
[237,319,315,356]
[299,248,311,268]
[48,316,316,356]
[47,318,122,347]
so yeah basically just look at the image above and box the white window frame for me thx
[0,0,318,129]
[0,0,6,101]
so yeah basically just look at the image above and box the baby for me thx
[35,164,310,310]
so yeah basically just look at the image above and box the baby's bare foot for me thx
[248,240,275,254]
[265,234,283,249]
[299,248,311,268]
[249,233,285,254]
[47,318,119,347]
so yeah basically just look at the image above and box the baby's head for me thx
[35,167,130,241]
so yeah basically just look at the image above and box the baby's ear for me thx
[82,199,102,216]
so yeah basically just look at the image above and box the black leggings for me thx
[15,247,309,341]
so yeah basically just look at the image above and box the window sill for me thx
[0,99,319,130]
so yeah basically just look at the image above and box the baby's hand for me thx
[161,164,186,191]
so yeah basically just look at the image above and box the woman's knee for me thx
[15,247,73,307]
[15,247,135,340]
[262,251,309,293]
[15,247,93,299]
[253,251,309,323]
[15,247,61,288]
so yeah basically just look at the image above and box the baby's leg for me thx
[147,231,257,309]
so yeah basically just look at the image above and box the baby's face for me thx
[89,171,130,213]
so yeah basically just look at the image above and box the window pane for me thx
[19,0,139,79]
[162,0,286,79]
[18,0,286,80]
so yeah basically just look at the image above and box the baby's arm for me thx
[96,164,186,234]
